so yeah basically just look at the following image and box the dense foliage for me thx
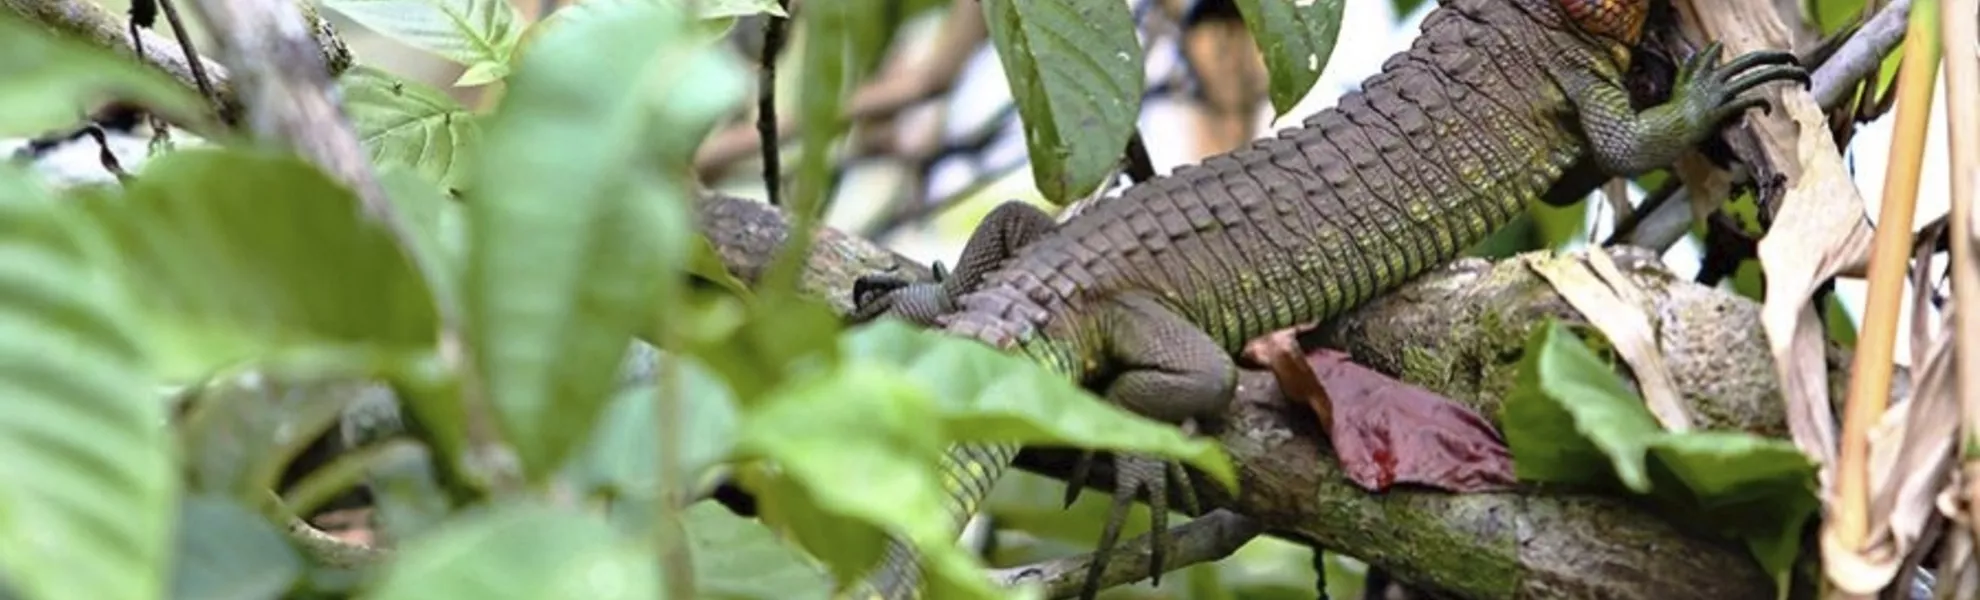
[0,0,1909,597]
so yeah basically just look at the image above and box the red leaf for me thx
[1302,348,1515,493]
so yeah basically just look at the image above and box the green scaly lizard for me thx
[842,0,1806,597]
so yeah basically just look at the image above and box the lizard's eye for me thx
[1558,0,1647,45]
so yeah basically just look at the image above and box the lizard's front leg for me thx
[1557,42,1808,178]
[849,201,1058,324]
[1073,293,1236,600]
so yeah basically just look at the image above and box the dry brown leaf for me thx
[1674,151,1736,228]
[1945,0,1980,584]
[1524,251,1693,431]
[1676,0,1872,497]
[1873,309,1959,553]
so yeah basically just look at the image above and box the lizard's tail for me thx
[843,440,1021,599]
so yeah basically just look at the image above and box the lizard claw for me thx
[851,274,912,321]
[1074,420,1208,600]
[849,274,954,326]
[1676,41,1810,127]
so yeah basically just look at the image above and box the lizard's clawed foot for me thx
[850,274,913,323]
[1067,421,1207,600]
[1677,42,1810,125]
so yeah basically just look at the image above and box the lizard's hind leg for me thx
[1071,293,1235,600]
[850,201,1058,325]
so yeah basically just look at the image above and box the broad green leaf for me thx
[700,0,788,18]
[465,0,747,481]
[0,166,176,600]
[738,365,946,577]
[169,495,303,600]
[1500,320,1819,597]
[1390,0,1429,18]
[175,373,354,503]
[740,468,891,587]
[1499,320,1660,492]
[1807,0,1869,34]
[564,352,740,500]
[340,66,482,191]
[364,502,658,600]
[1231,0,1344,116]
[363,442,456,544]
[0,12,211,137]
[979,0,1143,204]
[320,0,524,86]
[377,167,468,324]
[842,321,1237,490]
[1648,434,1817,597]
[735,365,1006,599]
[688,235,753,299]
[73,149,439,380]
[678,501,831,600]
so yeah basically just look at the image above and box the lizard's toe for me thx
[1078,452,1175,600]
[1063,450,1099,508]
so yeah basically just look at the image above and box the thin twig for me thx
[1123,129,1156,184]
[4,0,237,128]
[757,1,791,206]
[692,0,984,180]
[988,509,1263,597]
[153,0,220,111]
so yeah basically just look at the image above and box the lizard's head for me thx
[1557,0,1650,46]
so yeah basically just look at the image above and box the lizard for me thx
[837,0,1807,597]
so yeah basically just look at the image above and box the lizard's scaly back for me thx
[941,0,1644,357]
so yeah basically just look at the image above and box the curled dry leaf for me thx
[1242,328,1332,430]
[1675,0,1870,497]
[1834,307,1961,593]
[1524,250,1693,432]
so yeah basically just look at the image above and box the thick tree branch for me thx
[688,190,1827,599]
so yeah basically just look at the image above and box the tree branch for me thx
[687,189,1830,599]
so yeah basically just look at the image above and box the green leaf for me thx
[169,495,303,600]
[340,66,482,191]
[464,0,748,481]
[175,373,355,503]
[363,502,658,600]
[320,0,524,86]
[687,235,752,299]
[1500,321,1661,492]
[738,365,946,576]
[979,0,1144,204]
[376,166,468,325]
[734,365,1006,599]
[564,352,740,500]
[1231,0,1344,116]
[842,320,1237,490]
[699,0,789,18]
[678,501,831,600]
[73,148,440,380]
[1499,319,1820,597]
[1647,434,1818,597]
[0,12,212,137]
[727,320,1237,597]
[1390,0,1429,18]
[0,166,176,600]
